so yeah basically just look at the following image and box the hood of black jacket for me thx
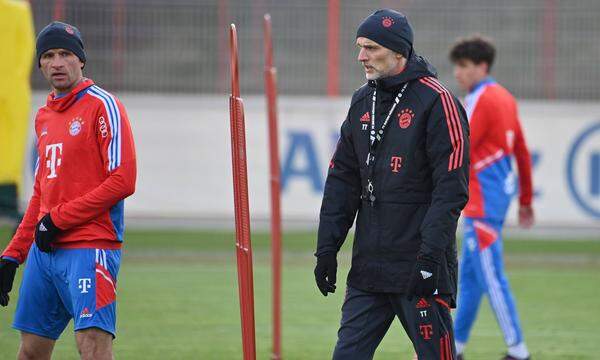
[368,53,438,91]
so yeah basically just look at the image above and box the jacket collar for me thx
[368,67,407,91]
[46,78,94,112]
[368,53,438,92]
[468,76,495,95]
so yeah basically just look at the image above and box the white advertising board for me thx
[26,94,600,230]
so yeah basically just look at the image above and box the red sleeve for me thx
[513,116,533,206]
[50,99,137,230]
[2,159,42,264]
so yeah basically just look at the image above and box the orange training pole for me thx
[263,14,282,360]
[326,0,340,96]
[53,0,65,20]
[229,23,257,360]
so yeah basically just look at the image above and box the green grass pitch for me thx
[0,227,599,359]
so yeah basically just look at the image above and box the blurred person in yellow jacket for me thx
[0,0,34,223]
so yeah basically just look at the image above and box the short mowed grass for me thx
[0,227,599,359]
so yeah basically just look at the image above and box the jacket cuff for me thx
[1,256,20,265]
[314,249,337,258]
[48,208,65,231]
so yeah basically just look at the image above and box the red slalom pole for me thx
[326,0,340,96]
[263,14,282,360]
[229,24,257,360]
[53,0,65,20]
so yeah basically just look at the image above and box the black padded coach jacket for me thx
[316,54,470,301]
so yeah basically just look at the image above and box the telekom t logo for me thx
[419,324,433,340]
[78,278,92,293]
[390,156,403,173]
[45,143,63,179]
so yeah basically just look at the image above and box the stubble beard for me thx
[49,75,81,94]
[364,66,384,80]
[364,59,398,81]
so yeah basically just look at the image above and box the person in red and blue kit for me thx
[0,21,136,359]
[449,35,534,360]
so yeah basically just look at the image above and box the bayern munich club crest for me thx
[398,108,414,129]
[69,117,84,136]
[382,16,395,28]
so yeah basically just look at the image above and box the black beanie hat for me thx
[36,21,86,67]
[356,9,413,58]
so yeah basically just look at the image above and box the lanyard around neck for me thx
[366,82,408,165]
[363,81,409,205]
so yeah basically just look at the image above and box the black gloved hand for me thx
[406,255,439,300]
[0,258,18,307]
[35,213,60,253]
[314,252,337,296]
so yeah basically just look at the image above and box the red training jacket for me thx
[3,78,136,263]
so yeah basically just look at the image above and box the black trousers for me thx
[333,286,455,360]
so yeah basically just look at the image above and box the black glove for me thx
[35,213,60,253]
[0,259,18,307]
[406,255,439,300]
[314,252,337,296]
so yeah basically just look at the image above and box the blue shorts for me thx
[13,244,121,340]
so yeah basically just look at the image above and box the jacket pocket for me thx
[378,202,428,258]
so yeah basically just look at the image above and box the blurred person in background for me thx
[449,35,534,360]
[0,21,136,359]
[314,9,469,359]
[0,0,34,228]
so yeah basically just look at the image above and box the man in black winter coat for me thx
[314,9,470,359]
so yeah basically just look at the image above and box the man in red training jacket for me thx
[0,21,136,360]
